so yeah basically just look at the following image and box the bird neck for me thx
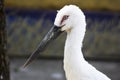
[64,24,86,62]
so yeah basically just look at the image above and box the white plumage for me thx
[54,5,111,80]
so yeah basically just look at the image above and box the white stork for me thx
[23,5,111,80]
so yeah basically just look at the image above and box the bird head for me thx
[23,5,86,68]
[54,5,86,33]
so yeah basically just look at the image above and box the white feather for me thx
[54,5,111,80]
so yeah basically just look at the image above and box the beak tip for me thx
[22,59,31,68]
[22,63,28,68]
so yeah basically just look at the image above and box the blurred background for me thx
[3,0,120,80]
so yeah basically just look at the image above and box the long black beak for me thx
[23,25,62,68]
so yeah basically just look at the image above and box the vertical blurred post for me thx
[0,0,10,80]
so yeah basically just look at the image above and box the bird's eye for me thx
[60,15,69,25]
[63,15,69,20]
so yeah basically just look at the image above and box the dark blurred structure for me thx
[0,0,10,80]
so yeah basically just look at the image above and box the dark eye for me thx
[60,15,69,25]
[63,15,69,20]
